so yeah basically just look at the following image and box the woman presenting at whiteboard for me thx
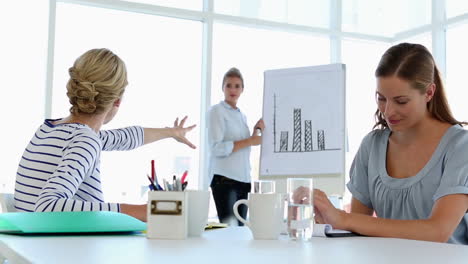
[207,67,264,226]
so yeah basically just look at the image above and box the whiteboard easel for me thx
[259,64,346,196]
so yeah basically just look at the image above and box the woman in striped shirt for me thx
[14,48,196,222]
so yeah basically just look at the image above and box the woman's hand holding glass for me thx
[291,187,347,229]
[313,189,347,229]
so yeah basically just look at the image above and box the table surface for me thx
[1,227,467,264]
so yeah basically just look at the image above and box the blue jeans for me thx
[210,175,251,226]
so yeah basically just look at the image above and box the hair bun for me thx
[66,48,128,115]
[67,67,100,114]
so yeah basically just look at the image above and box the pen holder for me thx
[147,191,188,240]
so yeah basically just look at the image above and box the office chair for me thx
[0,193,15,213]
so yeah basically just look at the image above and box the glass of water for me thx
[287,178,313,241]
[253,180,275,194]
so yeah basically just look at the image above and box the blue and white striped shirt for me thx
[14,119,144,213]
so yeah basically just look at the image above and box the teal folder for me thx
[0,211,146,234]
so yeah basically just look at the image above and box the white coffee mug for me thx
[233,193,284,240]
[186,190,210,237]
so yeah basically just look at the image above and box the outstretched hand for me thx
[172,116,197,149]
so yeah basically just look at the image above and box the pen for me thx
[147,175,157,190]
[151,160,156,181]
[176,176,183,191]
[163,179,169,191]
[150,160,164,190]
[181,170,188,184]
[255,127,262,136]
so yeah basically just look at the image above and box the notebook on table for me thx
[312,224,360,238]
[0,211,146,234]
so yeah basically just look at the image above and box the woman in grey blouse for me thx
[313,43,468,244]
[208,67,264,225]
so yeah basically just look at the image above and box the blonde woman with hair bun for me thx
[14,48,196,222]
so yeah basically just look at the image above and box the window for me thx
[211,22,330,182]
[53,3,202,203]
[214,0,329,28]
[0,1,49,192]
[446,0,468,19]
[208,22,329,218]
[5,0,468,207]
[341,38,389,203]
[342,0,431,37]
[125,0,202,11]
[446,23,468,122]
[394,33,432,52]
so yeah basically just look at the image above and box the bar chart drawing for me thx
[260,64,345,177]
[273,101,340,153]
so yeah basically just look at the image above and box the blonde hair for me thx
[66,48,128,115]
[222,67,244,88]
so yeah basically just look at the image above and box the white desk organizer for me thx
[147,191,188,239]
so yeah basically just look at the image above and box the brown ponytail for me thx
[373,43,466,129]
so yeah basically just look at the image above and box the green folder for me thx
[0,211,146,234]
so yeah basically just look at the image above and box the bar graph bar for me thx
[317,129,325,150]
[292,109,302,152]
[304,120,312,151]
[279,131,288,152]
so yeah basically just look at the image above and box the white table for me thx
[1,227,467,264]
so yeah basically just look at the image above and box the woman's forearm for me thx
[143,127,172,145]
[232,136,261,152]
[120,204,147,222]
[343,213,450,242]
[143,116,196,149]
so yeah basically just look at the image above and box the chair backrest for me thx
[0,193,15,213]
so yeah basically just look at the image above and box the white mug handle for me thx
[233,199,249,226]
